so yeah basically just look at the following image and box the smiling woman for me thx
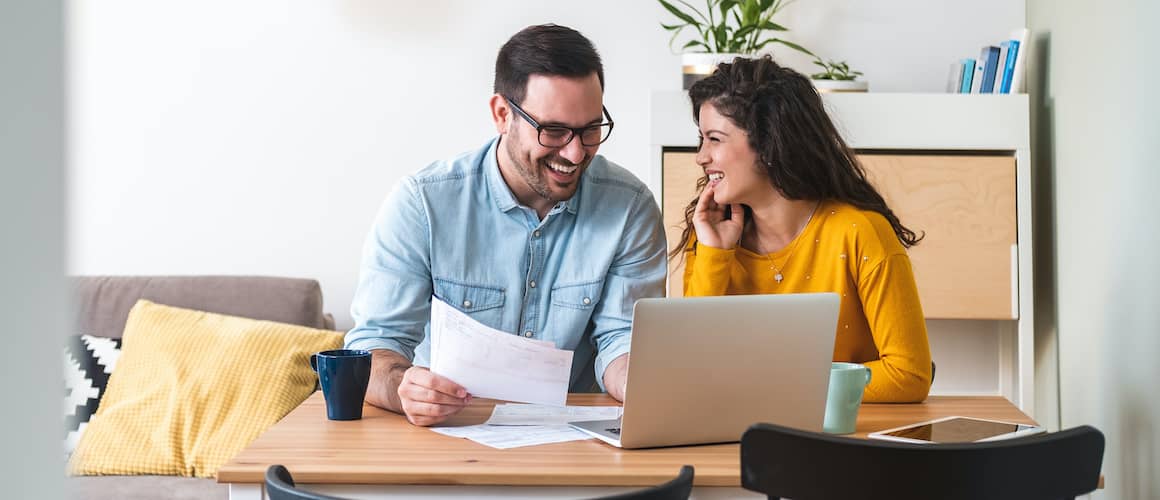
[673,55,932,403]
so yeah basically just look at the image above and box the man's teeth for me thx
[548,162,579,174]
[708,172,724,182]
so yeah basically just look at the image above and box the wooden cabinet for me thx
[651,92,1034,412]
[854,154,1018,319]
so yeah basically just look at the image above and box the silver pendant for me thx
[775,273,784,283]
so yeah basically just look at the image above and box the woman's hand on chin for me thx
[692,184,744,249]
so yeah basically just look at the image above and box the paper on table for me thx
[429,296,573,406]
[485,403,622,426]
[430,424,592,449]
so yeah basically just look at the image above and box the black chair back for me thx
[588,465,694,500]
[267,463,693,500]
[740,422,1104,500]
[265,465,348,500]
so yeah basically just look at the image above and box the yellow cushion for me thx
[68,300,343,478]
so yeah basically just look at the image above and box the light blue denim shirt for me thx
[346,137,667,392]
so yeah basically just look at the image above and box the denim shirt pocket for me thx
[546,279,603,349]
[433,278,506,327]
[550,279,604,310]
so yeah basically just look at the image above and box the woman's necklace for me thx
[750,201,820,284]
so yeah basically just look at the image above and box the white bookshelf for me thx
[649,91,1034,413]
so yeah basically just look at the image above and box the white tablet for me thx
[868,416,1045,444]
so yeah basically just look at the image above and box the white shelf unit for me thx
[649,91,1034,413]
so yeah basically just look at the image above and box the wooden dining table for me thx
[217,392,1037,499]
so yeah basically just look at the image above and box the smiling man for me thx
[345,24,667,426]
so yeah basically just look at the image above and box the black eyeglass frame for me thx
[503,96,615,148]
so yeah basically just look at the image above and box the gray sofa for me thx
[66,276,335,500]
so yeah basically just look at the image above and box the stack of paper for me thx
[430,403,622,449]
[485,403,622,426]
[430,297,573,406]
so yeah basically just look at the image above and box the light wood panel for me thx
[661,151,702,297]
[218,392,1033,487]
[859,154,1017,319]
[660,152,1017,319]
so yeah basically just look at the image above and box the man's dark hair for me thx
[494,24,604,105]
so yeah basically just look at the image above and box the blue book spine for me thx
[980,46,1000,93]
[1000,40,1021,93]
[960,59,975,93]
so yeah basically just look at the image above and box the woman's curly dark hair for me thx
[670,55,922,259]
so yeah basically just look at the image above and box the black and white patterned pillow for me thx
[63,334,121,456]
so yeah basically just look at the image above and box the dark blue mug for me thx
[310,349,372,421]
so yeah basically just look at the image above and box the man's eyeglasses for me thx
[504,96,614,148]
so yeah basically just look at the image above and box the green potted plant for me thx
[658,0,813,89]
[809,58,868,92]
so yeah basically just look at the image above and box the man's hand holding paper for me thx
[430,297,573,406]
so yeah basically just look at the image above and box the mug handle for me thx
[310,353,318,372]
[863,366,872,387]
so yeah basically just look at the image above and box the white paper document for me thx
[430,424,592,449]
[485,403,622,426]
[429,296,573,406]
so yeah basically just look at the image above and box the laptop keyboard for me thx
[607,427,621,435]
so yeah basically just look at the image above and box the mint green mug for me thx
[823,362,872,434]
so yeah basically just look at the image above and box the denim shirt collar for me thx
[485,136,580,216]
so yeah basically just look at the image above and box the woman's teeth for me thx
[708,172,724,182]
[548,162,579,174]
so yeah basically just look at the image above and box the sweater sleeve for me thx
[682,243,735,297]
[857,253,933,402]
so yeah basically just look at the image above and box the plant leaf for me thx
[658,0,701,27]
[714,23,728,51]
[675,0,712,23]
[681,39,712,52]
[666,24,690,52]
[719,0,738,18]
[742,0,760,25]
[759,38,814,57]
[760,20,788,31]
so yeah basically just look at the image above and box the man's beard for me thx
[506,136,587,203]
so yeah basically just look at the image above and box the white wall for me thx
[69,0,1025,329]
[1027,0,1160,498]
[1,1,67,497]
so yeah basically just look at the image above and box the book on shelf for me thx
[969,57,984,93]
[1008,28,1030,93]
[959,58,975,94]
[999,40,1020,93]
[946,62,964,93]
[946,28,1030,94]
[995,42,1011,94]
[979,46,1001,93]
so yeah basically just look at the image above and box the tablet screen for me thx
[879,417,1035,443]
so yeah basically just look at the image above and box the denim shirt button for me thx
[582,297,591,305]
[529,280,537,288]
[533,230,541,238]
[462,300,472,308]
[524,331,534,338]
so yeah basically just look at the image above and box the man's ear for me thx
[489,94,510,135]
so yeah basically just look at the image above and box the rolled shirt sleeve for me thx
[345,177,432,360]
[589,188,668,390]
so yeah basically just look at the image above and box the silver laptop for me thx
[570,293,839,449]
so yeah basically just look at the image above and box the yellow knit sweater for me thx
[683,200,932,402]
